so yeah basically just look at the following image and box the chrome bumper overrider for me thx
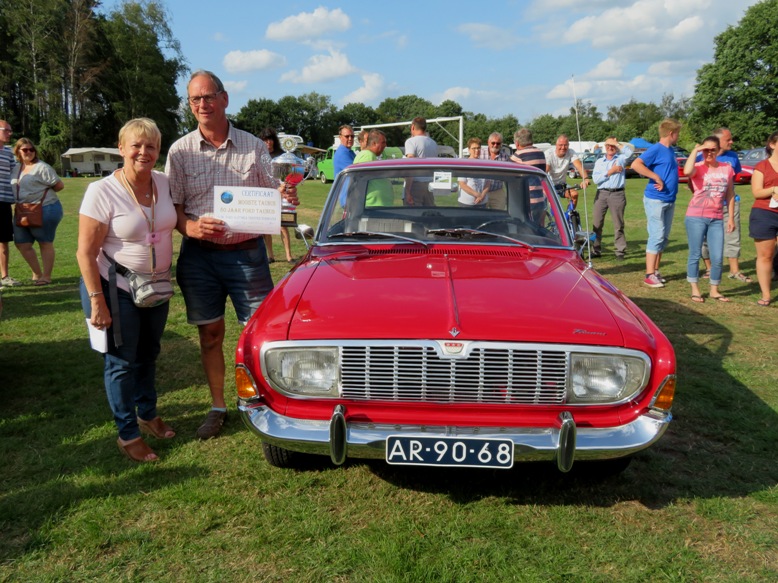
[238,403,672,472]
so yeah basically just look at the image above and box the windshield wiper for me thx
[426,228,535,250]
[328,231,428,247]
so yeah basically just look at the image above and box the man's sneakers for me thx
[655,271,667,284]
[0,276,22,289]
[643,273,665,288]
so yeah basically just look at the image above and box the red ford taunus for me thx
[235,158,675,474]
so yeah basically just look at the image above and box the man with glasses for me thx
[480,132,510,210]
[0,120,21,288]
[166,70,299,440]
[334,125,356,207]
[592,137,633,260]
[334,125,356,179]
[404,117,438,206]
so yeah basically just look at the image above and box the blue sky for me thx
[104,0,758,121]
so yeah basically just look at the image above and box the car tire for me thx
[262,442,298,468]
[320,172,327,184]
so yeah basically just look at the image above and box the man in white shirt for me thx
[545,135,590,208]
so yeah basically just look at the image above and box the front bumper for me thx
[238,402,672,472]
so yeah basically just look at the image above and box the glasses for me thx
[188,92,222,106]
[20,148,35,153]
[701,148,716,153]
[341,134,354,139]
[489,142,502,146]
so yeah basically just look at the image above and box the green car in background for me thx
[317,146,404,183]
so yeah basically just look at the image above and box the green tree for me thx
[607,99,662,138]
[526,114,560,144]
[335,102,379,129]
[233,98,282,137]
[692,0,778,147]
[100,0,187,149]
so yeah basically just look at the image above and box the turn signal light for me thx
[235,365,258,400]
[651,376,676,411]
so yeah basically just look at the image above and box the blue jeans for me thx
[13,200,64,243]
[685,216,724,285]
[80,278,170,440]
[643,197,675,254]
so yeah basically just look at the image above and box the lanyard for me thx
[118,170,159,273]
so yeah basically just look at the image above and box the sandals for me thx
[32,278,51,286]
[691,295,704,303]
[757,299,771,307]
[117,437,158,462]
[728,272,752,283]
[709,295,731,303]
[138,416,176,439]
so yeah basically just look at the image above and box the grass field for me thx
[0,175,776,582]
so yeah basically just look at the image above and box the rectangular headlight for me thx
[265,347,339,397]
[568,353,647,403]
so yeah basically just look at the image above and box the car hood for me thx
[286,247,635,346]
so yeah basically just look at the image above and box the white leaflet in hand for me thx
[85,318,108,353]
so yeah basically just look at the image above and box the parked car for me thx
[235,158,676,475]
[735,165,754,185]
[741,148,767,166]
[318,146,405,183]
[567,152,602,178]
[624,150,647,177]
[677,157,689,183]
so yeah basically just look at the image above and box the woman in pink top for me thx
[683,136,735,303]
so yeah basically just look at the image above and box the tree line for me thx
[0,0,186,162]
[1,0,775,167]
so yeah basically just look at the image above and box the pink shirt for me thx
[686,162,733,220]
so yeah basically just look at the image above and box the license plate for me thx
[385,436,514,469]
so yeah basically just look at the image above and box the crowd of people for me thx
[2,94,777,463]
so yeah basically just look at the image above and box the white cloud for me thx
[223,50,286,73]
[582,58,624,80]
[223,80,247,93]
[342,73,385,105]
[457,23,517,50]
[266,7,351,41]
[280,49,357,84]
[440,87,472,102]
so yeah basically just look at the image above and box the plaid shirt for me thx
[166,124,279,244]
[479,146,511,192]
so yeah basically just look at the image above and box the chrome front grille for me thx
[340,343,568,404]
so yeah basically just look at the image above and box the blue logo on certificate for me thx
[220,190,234,204]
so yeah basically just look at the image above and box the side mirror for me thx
[295,224,315,249]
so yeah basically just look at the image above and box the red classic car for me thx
[235,158,676,474]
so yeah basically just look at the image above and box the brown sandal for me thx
[117,437,158,462]
[138,416,176,439]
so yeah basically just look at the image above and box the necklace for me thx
[121,169,152,201]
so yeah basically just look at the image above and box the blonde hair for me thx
[118,117,162,149]
[658,119,681,138]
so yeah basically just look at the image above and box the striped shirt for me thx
[165,124,279,244]
[0,148,14,203]
[511,146,547,202]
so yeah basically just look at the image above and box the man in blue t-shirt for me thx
[699,127,752,283]
[631,119,682,288]
[334,124,356,207]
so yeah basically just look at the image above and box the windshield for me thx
[319,162,571,248]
